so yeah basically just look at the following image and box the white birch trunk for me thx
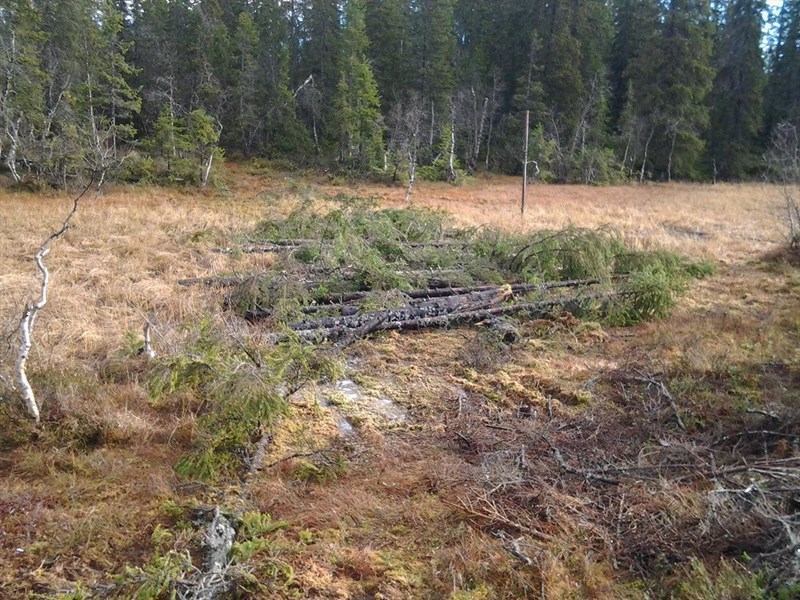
[15,179,97,421]
[202,152,214,189]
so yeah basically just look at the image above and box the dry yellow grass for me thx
[0,167,797,598]
[0,172,788,369]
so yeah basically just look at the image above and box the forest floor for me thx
[0,164,798,599]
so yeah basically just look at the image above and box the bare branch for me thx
[16,174,100,421]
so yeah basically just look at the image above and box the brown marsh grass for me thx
[0,168,797,598]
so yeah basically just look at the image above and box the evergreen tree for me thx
[609,0,660,130]
[301,0,342,102]
[17,0,141,180]
[412,0,456,134]
[0,0,777,183]
[335,0,384,170]
[708,0,766,179]
[129,0,200,130]
[73,0,141,170]
[626,0,714,180]
[299,0,342,149]
[365,0,415,110]
[766,0,800,131]
[195,0,233,120]
[0,0,46,181]
[231,11,261,156]
[254,0,311,157]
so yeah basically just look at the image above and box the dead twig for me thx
[745,408,782,420]
[441,496,556,543]
[634,371,686,431]
[553,449,620,485]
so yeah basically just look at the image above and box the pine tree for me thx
[708,0,766,179]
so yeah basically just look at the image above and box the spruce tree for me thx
[365,0,415,111]
[335,0,384,171]
[626,0,714,180]
[766,0,800,131]
[708,0,766,179]
[412,0,456,132]
[0,0,46,181]
[254,0,311,157]
[609,0,660,130]
[231,11,261,156]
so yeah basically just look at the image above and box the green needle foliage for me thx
[233,199,709,329]
[149,318,343,482]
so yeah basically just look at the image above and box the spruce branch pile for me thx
[214,196,708,344]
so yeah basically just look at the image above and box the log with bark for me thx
[287,286,513,332]
[245,277,618,320]
[213,239,471,254]
[275,289,622,345]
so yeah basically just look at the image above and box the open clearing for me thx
[1,168,798,599]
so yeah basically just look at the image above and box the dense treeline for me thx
[0,0,799,186]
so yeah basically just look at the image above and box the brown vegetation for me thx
[0,167,797,598]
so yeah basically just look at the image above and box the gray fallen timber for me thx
[178,267,467,289]
[178,275,250,287]
[315,276,624,305]
[246,277,618,320]
[214,239,471,254]
[176,506,236,600]
[291,292,622,342]
[300,279,607,319]
[287,288,511,331]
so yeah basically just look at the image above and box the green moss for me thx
[670,557,767,600]
[291,454,348,483]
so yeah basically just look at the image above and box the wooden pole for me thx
[521,110,529,217]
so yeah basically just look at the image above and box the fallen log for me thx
[214,239,471,254]
[178,274,251,287]
[246,277,618,320]
[287,291,621,343]
[287,286,513,332]
[176,506,236,600]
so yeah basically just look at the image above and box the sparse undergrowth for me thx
[0,180,797,600]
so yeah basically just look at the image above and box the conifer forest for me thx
[0,0,798,186]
